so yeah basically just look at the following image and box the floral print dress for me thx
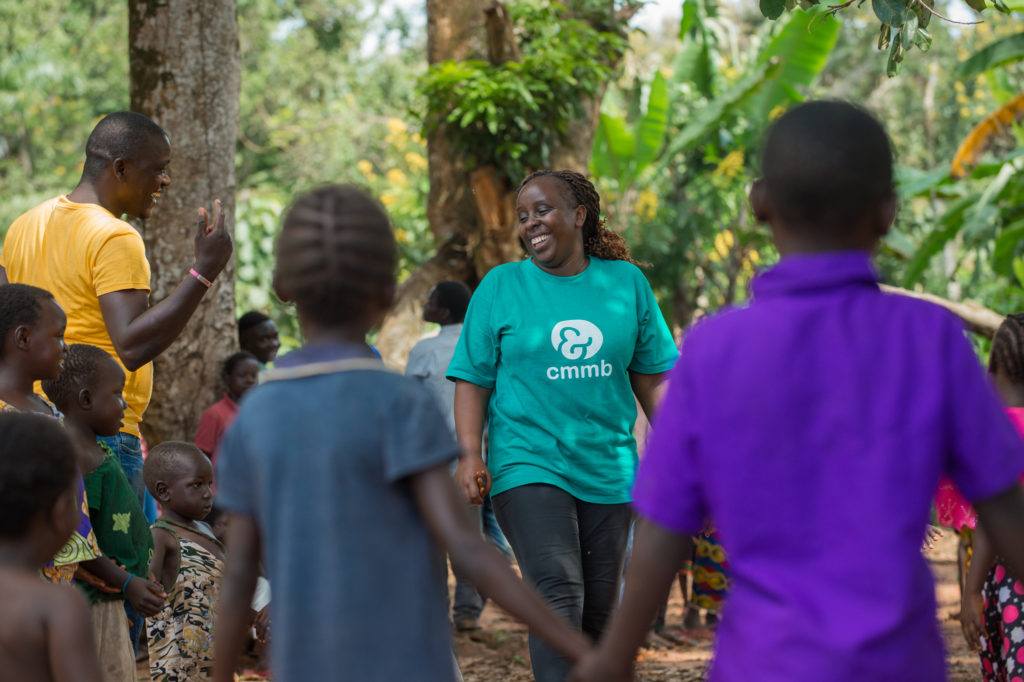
[147,518,223,681]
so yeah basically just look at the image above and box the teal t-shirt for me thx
[447,257,679,503]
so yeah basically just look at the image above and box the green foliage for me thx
[592,5,841,328]
[0,1,128,232]
[758,0,1015,75]
[958,32,1024,79]
[419,1,627,183]
[591,72,669,186]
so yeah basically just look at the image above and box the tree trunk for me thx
[129,0,240,445]
[377,0,623,367]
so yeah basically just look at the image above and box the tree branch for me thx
[484,2,521,65]
[880,284,1005,338]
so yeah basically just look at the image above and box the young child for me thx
[212,185,590,682]
[41,344,165,681]
[0,284,100,584]
[569,101,1024,682]
[955,313,1024,679]
[145,441,223,681]
[0,412,103,682]
[194,351,260,464]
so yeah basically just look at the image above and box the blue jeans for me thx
[96,432,155,654]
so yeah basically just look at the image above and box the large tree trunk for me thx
[377,0,624,367]
[129,0,240,445]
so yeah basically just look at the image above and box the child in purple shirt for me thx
[570,101,1024,682]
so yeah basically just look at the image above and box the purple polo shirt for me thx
[634,252,1024,681]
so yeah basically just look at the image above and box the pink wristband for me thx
[189,267,213,288]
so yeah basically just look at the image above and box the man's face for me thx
[120,136,171,219]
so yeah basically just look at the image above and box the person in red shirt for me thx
[194,352,260,465]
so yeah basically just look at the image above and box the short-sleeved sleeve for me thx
[629,270,679,374]
[446,272,499,388]
[84,467,106,515]
[93,230,151,297]
[631,335,705,535]
[215,417,256,516]
[405,342,430,381]
[944,319,1024,502]
[382,380,460,482]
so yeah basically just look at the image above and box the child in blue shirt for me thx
[213,184,590,682]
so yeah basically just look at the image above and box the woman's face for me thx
[516,177,586,271]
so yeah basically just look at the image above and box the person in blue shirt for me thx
[213,184,591,682]
[448,170,679,682]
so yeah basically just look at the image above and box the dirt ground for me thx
[137,532,976,681]
[455,531,978,682]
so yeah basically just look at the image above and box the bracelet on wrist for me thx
[121,574,135,594]
[189,267,214,289]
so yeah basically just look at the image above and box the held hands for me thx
[959,590,984,652]
[193,198,233,281]
[125,575,167,618]
[567,650,634,682]
[455,455,491,505]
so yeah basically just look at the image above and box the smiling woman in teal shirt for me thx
[447,170,678,682]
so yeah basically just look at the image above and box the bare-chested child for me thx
[0,411,102,682]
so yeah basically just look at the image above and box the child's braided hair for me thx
[516,170,638,266]
[989,313,1024,383]
[274,185,397,327]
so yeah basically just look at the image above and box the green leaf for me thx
[663,60,779,161]
[872,0,913,25]
[902,196,974,287]
[760,0,787,19]
[992,219,1024,276]
[590,112,636,183]
[1014,258,1024,289]
[634,72,670,172]
[895,166,951,198]
[746,8,841,117]
[957,32,1024,80]
[679,0,699,37]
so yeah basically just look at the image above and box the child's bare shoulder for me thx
[0,569,92,681]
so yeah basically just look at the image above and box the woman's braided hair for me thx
[274,184,397,327]
[517,169,638,265]
[989,313,1024,383]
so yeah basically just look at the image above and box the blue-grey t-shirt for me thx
[216,342,460,682]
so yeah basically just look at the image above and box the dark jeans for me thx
[452,496,513,622]
[493,484,631,682]
[96,432,152,654]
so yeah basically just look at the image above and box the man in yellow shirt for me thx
[0,110,231,526]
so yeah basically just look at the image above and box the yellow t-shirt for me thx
[1,196,153,437]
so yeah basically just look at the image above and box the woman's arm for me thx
[454,380,493,504]
[213,513,262,682]
[629,371,668,425]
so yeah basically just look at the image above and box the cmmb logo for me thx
[551,320,604,360]
[547,319,612,380]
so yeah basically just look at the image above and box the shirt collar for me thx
[274,341,376,369]
[439,323,462,337]
[751,251,879,300]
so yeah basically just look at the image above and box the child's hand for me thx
[254,606,270,646]
[125,576,166,618]
[959,590,984,652]
[568,650,633,682]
